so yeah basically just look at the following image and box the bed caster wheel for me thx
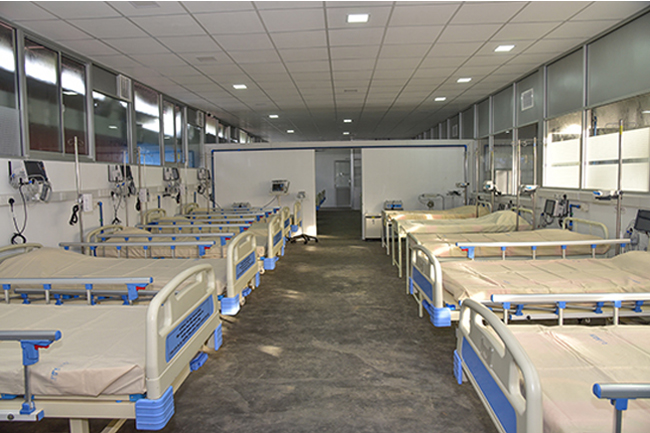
[239,296,246,306]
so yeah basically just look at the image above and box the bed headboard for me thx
[144,208,167,224]
[182,202,200,215]
[0,243,42,263]
[86,224,126,243]
[562,217,608,239]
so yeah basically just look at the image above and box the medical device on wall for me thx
[270,179,289,196]
[624,209,650,251]
[197,167,211,196]
[418,194,441,209]
[163,167,181,202]
[8,160,52,203]
[108,165,136,197]
[384,200,403,210]
[519,184,538,195]
[543,198,568,218]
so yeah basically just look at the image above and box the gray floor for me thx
[5,209,496,432]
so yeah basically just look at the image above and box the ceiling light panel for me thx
[233,84,247,89]
[347,13,370,23]
[494,44,515,52]
[457,78,472,83]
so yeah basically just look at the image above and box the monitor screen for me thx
[272,182,284,191]
[634,209,650,232]
[24,160,48,180]
[122,165,133,181]
[544,199,555,215]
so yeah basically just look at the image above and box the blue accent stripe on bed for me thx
[461,337,516,433]
[273,230,282,246]
[284,218,290,228]
[412,266,433,302]
[165,296,214,362]
[236,252,256,280]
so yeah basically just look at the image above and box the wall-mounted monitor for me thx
[634,209,650,232]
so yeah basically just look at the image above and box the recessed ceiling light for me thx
[435,97,447,102]
[457,78,472,83]
[347,13,369,23]
[495,45,515,52]
[269,114,279,119]
[343,132,350,135]
[233,84,247,90]
[108,125,118,129]
[287,129,294,134]
[343,119,353,123]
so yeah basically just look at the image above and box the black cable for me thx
[10,184,28,244]
[69,204,79,226]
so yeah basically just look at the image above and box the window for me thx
[205,115,217,144]
[494,131,513,195]
[134,82,160,165]
[0,22,20,156]
[518,123,538,186]
[25,39,60,153]
[187,108,202,168]
[163,100,183,164]
[61,56,88,155]
[477,138,490,187]
[93,91,128,162]
[544,112,582,188]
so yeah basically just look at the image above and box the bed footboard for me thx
[408,245,451,327]
[281,206,291,239]
[455,299,543,433]
[222,231,259,315]
[261,213,283,270]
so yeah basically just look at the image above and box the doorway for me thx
[315,148,361,210]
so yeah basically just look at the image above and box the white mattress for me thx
[384,205,489,222]
[400,210,530,235]
[0,304,146,396]
[413,229,609,258]
[0,247,228,295]
[441,251,650,302]
[512,324,650,433]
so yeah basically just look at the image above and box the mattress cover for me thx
[511,324,650,433]
[0,304,146,396]
[0,247,227,295]
[441,251,650,302]
[413,229,609,258]
[384,205,489,222]
[400,210,530,235]
[100,226,229,259]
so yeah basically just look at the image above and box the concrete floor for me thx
[5,209,497,433]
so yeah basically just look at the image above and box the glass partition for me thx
[61,56,88,155]
[518,123,538,186]
[0,22,20,156]
[544,112,582,188]
[494,131,513,195]
[134,82,160,165]
[93,91,128,162]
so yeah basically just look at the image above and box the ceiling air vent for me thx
[521,88,534,111]
[117,74,132,102]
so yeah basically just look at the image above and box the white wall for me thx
[361,146,468,216]
[212,149,317,237]
[0,157,198,247]
[315,149,350,208]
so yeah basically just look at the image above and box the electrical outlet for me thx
[82,193,93,212]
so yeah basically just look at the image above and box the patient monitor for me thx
[634,209,650,233]
[8,160,51,202]
[271,179,289,196]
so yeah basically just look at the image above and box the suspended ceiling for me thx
[1,1,648,142]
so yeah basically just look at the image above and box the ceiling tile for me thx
[19,19,90,41]
[90,54,141,69]
[134,52,188,66]
[510,2,588,23]
[331,58,376,72]
[330,45,380,60]
[546,20,620,40]
[383,25,444,45]
[156,35,222,53]
[278,47,330,62]
[215,33,274,51]
[36,1,120,19]
[270,30,327,49]
[104,37,170,55]
[376,57,421,71]
[390,3,460,26]
[418,56,465,69]
[0,2,56,21]
[183,1,255,13]
[259,8,326,32]
[131,14,205,37]
[328,27,385,47]
[490,22,560,42]
[438,24,501,43]
[68,17,149,38]
[451,2,526,24]
[230,50,282,64]
[522,38,585,55]
[60,39,121,56]
[428,42,483,57]
[571,1,650,21]
[242,62,289,75]
[256,2,322,10]
[108,1,186,16]
[195,11,265,35]
[333,70,373,81]
[286,60,330,73]
[156,64,206,76]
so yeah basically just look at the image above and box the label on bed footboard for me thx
[412,267,433,302]
[273,231,283,246]
[165,297,214,362]
[236,252,256,280]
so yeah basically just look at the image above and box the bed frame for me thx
[289,200,317,244]
[250,212,284,271]
[408,238,632,327]
[455,299,650,433]
[0,264,221,432]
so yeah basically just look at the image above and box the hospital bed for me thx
[455,298,650,433]
[408,243,648,327]
[3,231,259,315]
[393,209,532,277]
[289,199,317,244]
[382,202,492,253]
[0,263,221,432]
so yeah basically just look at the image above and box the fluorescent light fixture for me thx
[457,77,472,83]
[642,110,650,114]
[233,84,247,90]
[287,129,295,134]
[343,119,353,123]
[269,114,279,119]
[495,44,515,52]
[434,97,447,102]
[347,13,369,23]
[343,132,350,135]
[108,125,118,129]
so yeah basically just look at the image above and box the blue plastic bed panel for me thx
[284,218,290,228]
[242,287,252,297]
[291,224,298,233]
[235,252,256,280]
[412,267,433,302]
[135,386,174,430]
[453,350,464,385]
[220,294,240,316]
[189,352,208,372]
[214,323,223,351]
[263,256,278,270]
[255,272,260,288]
[461,337,516,433]
[273,231,283,247]
[165,297,214,362]
[409,277,414,295]
[281,245,285,256]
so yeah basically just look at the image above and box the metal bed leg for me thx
[99,419,127,433]
[69,419,90,433]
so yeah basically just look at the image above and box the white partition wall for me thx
[361,146,467,216]
[212,149,317,237]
